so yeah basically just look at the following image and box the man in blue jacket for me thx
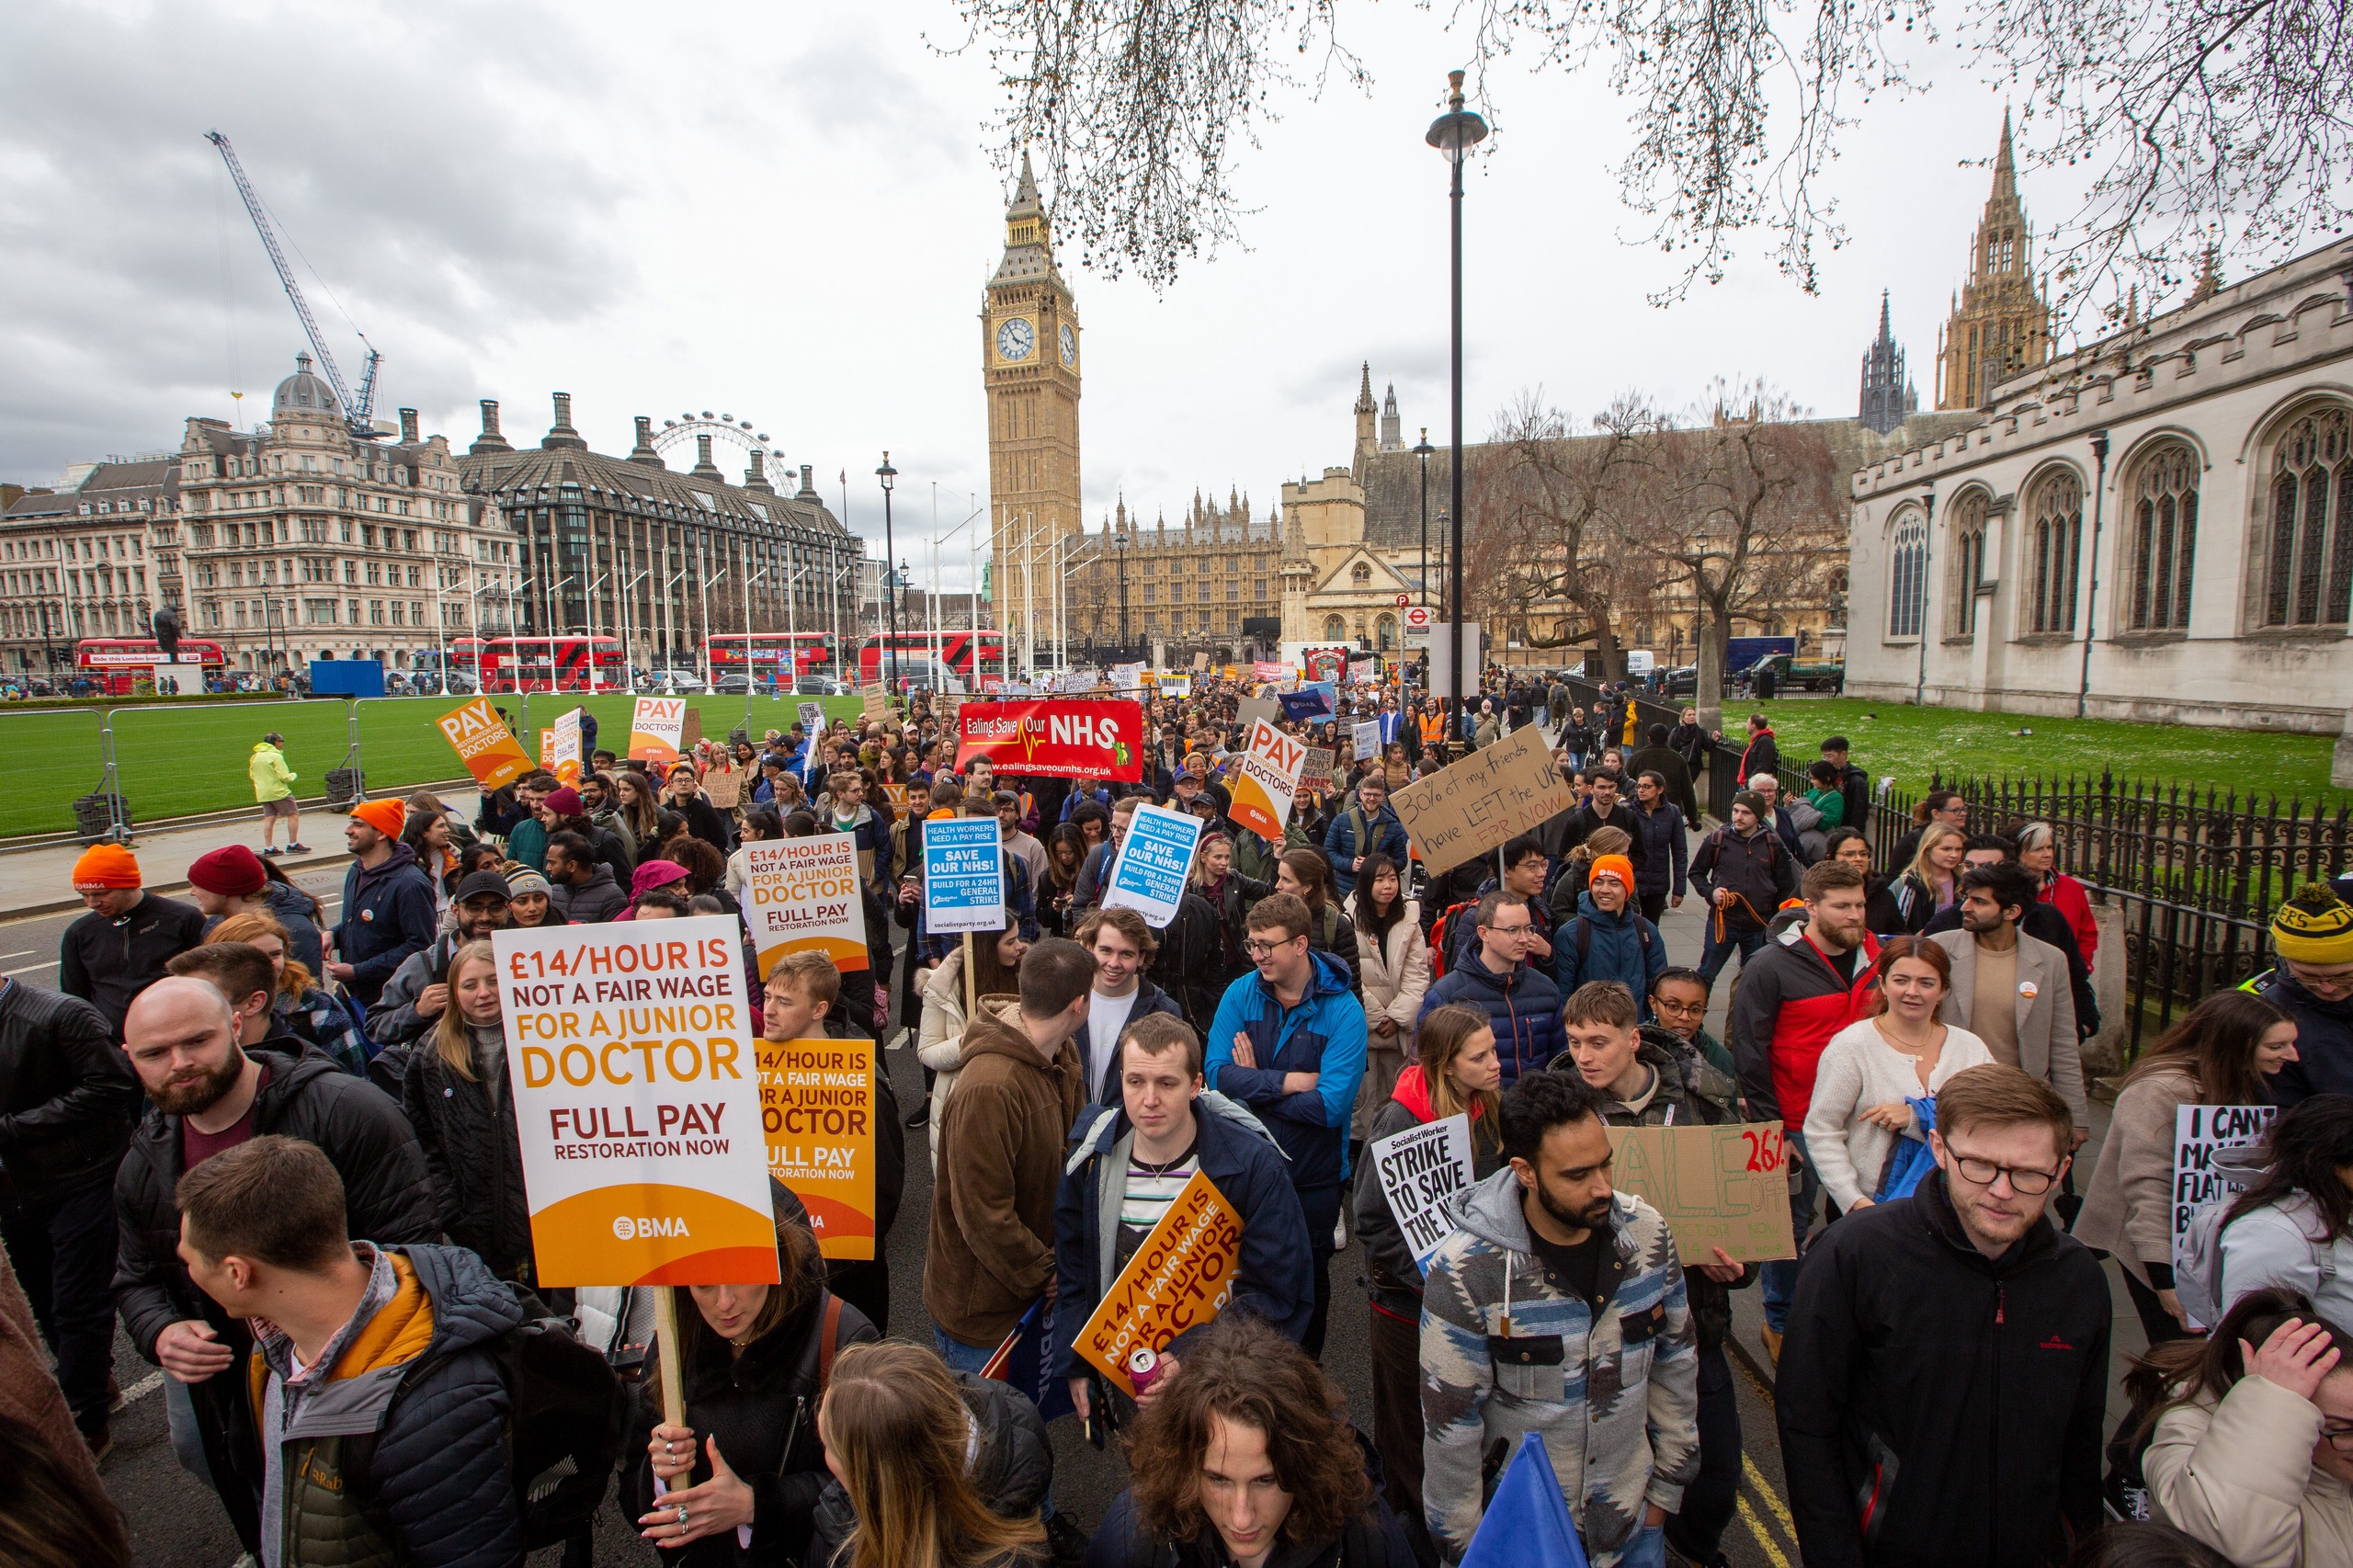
[1418,891,1564,1089]
[328,800,438,1013]
[1322,775,1409,896]
[1053,1012,1313,1422]
[1204,892,1366,1358]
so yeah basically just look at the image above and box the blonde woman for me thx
[394,940,536,1282]
[1890,821,1966,934]
[1349,852,1429,1141]
[813,1342,1048,1568]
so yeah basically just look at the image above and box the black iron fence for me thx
[1534,674,2350,1063]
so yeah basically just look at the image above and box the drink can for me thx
[1127,1345,1162,1394]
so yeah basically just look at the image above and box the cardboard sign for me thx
[1234,696,1279,729]
[861,685,887,718]
[1192,651,1209,671]
[2172,1105,2277,1252]
[1102,802,1205,929]
[741,835,871,979]
[756,1035,877,1260]
[1392,722,1584,875]
[437,696,533,791]
[954,699,1144,781]
[678,704,705,752]
[1227,721,1306,840]
[549,707,584,787]
[797,700,825,735]
[1112,662,1146,692]
[1299,746,1336,792]
[494,917,778,1287]
[628,697,688,763]
[1606,1122,1798,1264]
[702,767,742,809]
[1370,1114,1474,1274]
[1075,1169,1242,1398]
[922,818,1006,934]
[1353,721,1381,761]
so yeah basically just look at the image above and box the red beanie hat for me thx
[72,844,142,891]
[188,845,268,899]
[349,799,407,838]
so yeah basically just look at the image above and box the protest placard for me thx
[923,818,1006,934]
[742,836,870,978]
[1112,662,1146,691]
[1227,721,1307,840]
[1607,1122,1797,1264]
[1102,802,1205,928]
[2173,1104,2278,1252]
[678,705,705,752]
[1392,723,1583,875]
[1252,660,1283,682]
[1426,624,1483,700]
[538,729,553,769]
[494,916,778,1287]
[1299,746,1336,792]
[436,696,534,791]
[549,708,584,787]
[860,685,887,718]
[628,697,688,763]
[797,700,824,735]
[1192,651,1209,671]
[1370,1114,1474,1274]
[1279,687,1336,723]
[1160,675,1191,699]
[1353,721,1381,761]
[1348,657,1375,685]
[756,1034,876,1260]
[1234,696,1279,729]
[1075,1170,1242,1398]
[954,699,1143,781]
[702,766,741,809]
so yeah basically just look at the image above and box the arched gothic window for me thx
[1350,562,1371,585]
[2026,471,2084,633]
[1375,614,1397,651]
[1947,491,1988,637]
[2262,405,2353,627]
[2127,443,2200,631]
[1322,615,1347,641]
[1888,512,1926,637]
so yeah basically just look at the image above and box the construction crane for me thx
[205,130,384,440]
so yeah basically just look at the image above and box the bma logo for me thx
[611,1215,692,1240]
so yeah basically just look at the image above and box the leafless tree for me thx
[947,0,2351,322]
[1631,378,1845,732]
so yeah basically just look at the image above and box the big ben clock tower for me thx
[983,153,1082,634]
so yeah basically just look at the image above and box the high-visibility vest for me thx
[1417,714,1447,746]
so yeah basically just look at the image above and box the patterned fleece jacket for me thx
[1419,1166,1699,1565]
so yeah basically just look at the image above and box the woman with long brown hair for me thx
[1089,1312,1409,1566]
[627,1187,881,1564]
[2076,990,2299,1343]
[1350,1003,1502,1556]
[813,1342,1047,1568]
[205,910,368,1074]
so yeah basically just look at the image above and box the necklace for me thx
[1875,1017,1939,1055]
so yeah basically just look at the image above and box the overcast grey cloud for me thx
[3,0,2086,591]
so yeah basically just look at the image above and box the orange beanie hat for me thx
[1588,853,1635,892]
[72,844,142,891]
[349,798,407,838]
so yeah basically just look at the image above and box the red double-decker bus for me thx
[478,635,624,693]
[413,637,485,683]
[75,637,228,695]
[857,630,1008,687]
[705,632,834,689]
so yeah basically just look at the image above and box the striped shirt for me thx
[1114,1138,1200,1270]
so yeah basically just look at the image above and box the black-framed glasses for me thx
[2323,1424,2353,1452]
[1481,923,1536,941]
[1949,1153,2062,1195]
[1244,936,1303,959]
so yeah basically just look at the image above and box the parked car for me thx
[713,672,752,695]
[1738,652,1846,694]
[654,671,706,694]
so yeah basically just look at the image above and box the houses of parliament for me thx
[981,119,2053,668]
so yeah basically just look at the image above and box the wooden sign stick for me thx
[654,1287,687,1428]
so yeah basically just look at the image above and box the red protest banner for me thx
[954,699,1144,780]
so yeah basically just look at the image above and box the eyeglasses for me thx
[2324,1424,2353,1453]
[1244,936,1303,959]
[1481,923,1535,941]
[1949,1153,2063,1195]
[1652,996,1708,1017]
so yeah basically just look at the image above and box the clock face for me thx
[995,316,1035,362]
[1059,323,1077,367]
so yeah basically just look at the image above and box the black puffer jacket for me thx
[1149,889,1226,1035]
[60,892,205,1040]
[804,1368,1051,1568]
[111,1048,437,1552]
[0,980,133,1203]
[399,1028,533,1281]
[620,1219,880,1568]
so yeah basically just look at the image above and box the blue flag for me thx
[1461,1432,1588,1568]
[982,1296,1076,1423]
[1279,687,1336,722]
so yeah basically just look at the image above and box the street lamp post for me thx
[876,454,900,694]
[2077,429,2110,719]
[1414,427,1434,610]
[1115,528,1131,655]
[1427,70,1487,752]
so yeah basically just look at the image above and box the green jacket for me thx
[250,741,297,802]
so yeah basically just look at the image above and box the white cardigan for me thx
[1803,1017,1995,1210]
[1356,898,1432,1040]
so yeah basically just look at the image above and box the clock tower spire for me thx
[984,151,1083,650]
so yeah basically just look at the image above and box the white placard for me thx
[1370,1113,1475,1274]
[922,818,1008,935]
[1101,802,1205,929]
[1353,721,1381,761]
[1425,624,1483,701]
[2173,1104,2277,1255]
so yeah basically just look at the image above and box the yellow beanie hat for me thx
[2273,883,2353,966]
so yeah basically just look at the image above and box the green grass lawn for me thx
[0,692,871,840]
[1744,696,2352,808]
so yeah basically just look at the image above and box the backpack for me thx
[1566,913,1653,971]
[346,1312,627,1551]
[2175,1190,2336,1333]
[1427,901,1478,981]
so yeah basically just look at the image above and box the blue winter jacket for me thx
[1322,802,1411,895]
[335,844,439,1011]
[1417,946,1564,1090]
[1048,1093,1313,1381]
[1552,891,1667,1020]
[1204,950,1369,1191]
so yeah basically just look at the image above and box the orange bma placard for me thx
[1075,1170,1241,1398]
[437,696,533,791]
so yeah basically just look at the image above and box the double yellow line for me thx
[1727,1346,1802,1568]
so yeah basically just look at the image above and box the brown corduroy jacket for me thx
[921,997,1086,1347]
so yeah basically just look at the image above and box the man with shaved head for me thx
[113,976,433,1554]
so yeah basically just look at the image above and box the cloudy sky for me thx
[6,0,2075,591]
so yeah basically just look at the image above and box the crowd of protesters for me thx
[4,659,2353,1568]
